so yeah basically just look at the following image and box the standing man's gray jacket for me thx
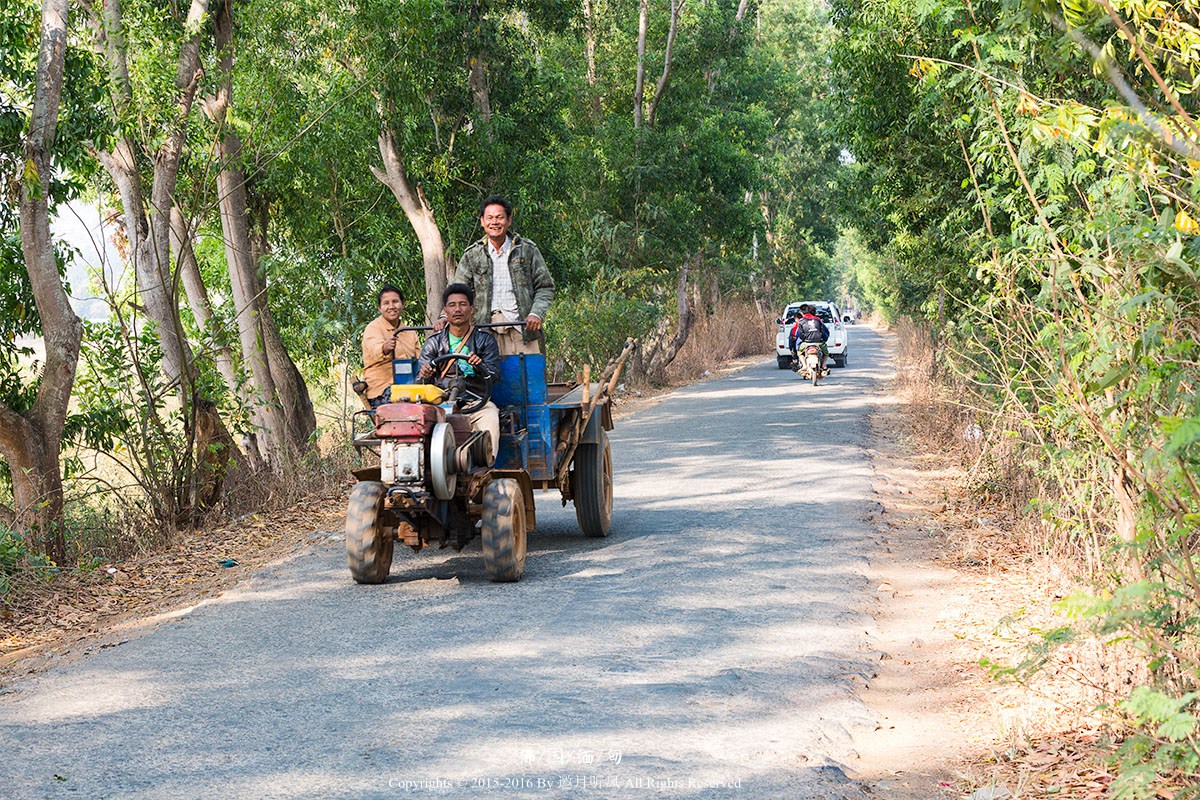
[453,234,555,342]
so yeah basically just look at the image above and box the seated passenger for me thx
[361,284,421,408]
[417,283,502,465]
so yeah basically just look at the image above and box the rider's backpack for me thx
[797,316,826,343]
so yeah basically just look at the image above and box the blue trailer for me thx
[347,337,635,583]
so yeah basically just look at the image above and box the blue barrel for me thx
[492,354,547,406]
[492,354,552,476]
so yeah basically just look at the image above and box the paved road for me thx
[1,327,894,799]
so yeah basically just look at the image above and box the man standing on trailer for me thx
[450,194,556,356]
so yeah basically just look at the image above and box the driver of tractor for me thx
[790,303,830,374]
[417,282,502,465]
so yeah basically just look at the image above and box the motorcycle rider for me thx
[418,283,502,465]
[789,304,830,375]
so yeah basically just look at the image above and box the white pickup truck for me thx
[775,301,850,369]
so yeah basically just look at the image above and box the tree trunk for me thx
[206,0,313,466]
[214,132,289,466]
[144,0,208,387]
[169,208,242,402]
[633,261,695,383]
[583,0,600,115]
[0,0,81,561]
[634,0,648,129]
[647,0,685,128]
[371,129,453,325]
[468,56,492,128]
[259,295,317,451]
[91,0,207,390]
[0,414,67,558]
[170,208,263,471]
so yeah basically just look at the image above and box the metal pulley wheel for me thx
[429,422,457,500]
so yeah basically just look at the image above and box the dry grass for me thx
[665,301,772,382]
[882,320,1158,798]
[48,443,354,567]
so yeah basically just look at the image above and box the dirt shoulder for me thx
[851,335,1116,799]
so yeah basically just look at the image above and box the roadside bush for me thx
[0,526,57,601]
[544,268,659,382]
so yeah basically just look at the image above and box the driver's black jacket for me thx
[418,326,501,399]
[791,315,829,347]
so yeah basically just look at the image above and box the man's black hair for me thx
[478,194,513,219]
[443,282,475,306]
[799,303,814,314]
[377,284,404,304]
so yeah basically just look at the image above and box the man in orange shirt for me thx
[361,284,421,407]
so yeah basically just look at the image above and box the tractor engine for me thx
[374,402,457,499]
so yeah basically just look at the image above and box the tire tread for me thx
[574,431,613,537]
[482,479,526,582]
[346,481,393,584]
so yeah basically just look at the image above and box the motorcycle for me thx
[793,344,826,386]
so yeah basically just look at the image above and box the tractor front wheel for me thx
[482,479,527,582]
[573,430,613,538]
[346,481,393,584]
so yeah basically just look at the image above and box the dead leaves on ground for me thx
[871,392,1153,799]
[963,731,1117,798]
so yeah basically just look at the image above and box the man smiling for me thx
[451,194,555,356]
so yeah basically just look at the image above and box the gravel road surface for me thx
[1,327,894,799]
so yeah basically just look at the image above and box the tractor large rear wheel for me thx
[482,479,527,582]
[346,481,393,584]
[574,430,613,538]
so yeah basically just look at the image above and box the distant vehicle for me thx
[775,301,849,369]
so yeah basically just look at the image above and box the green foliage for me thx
[215,0,844,371]
[69,317,200,532]
[545,267,659,378]
[830,0,1200,789]
[0,525,57,599]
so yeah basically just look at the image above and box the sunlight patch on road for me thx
[4,670,167,723]
[561,568,625,579]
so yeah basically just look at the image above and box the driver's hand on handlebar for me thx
[524,314,543,333]
[466,353,482,367]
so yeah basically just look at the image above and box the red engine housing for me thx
[374,402,444,440]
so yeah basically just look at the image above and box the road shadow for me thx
[0,327,899,799]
